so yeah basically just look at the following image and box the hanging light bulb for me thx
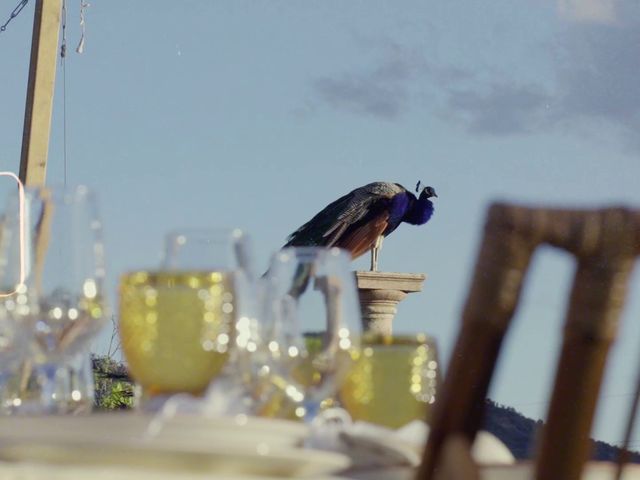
[75,1,90,54]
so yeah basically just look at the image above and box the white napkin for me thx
[307,410,515,469]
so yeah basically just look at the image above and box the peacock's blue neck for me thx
[404,197,434,225]
[388,193,412,226]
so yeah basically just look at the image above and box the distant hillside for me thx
[484,399,639,462]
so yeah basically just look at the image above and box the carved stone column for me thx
[355,271,426,335]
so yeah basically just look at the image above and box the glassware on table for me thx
[259,247,361,421]
[62,349,96,413]
[0,173,30,412]
[339,333,440,428]
[0,185,108,414]
[119,228,256,410]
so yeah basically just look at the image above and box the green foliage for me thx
[92,355,134,410]
[98,381,133,409]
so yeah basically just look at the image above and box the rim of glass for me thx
[360,332,438,346]
[119,269,235,282]
[165,227,247,243]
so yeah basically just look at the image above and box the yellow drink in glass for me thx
[339,334,440,428]
[257,334,358,420]
[292,335,358,390]
[119,270,234,397]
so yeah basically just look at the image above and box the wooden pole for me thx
[19,0,63,187]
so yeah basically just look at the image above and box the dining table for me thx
[3,410,637,479]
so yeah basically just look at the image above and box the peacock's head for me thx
[423,186,437,198]
[416,181,437,199]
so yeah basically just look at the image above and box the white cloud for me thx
[313,75,408,119]
[310,43,427,120]
[438,1,640,148]
[306,1,640,151]
[558,0,617,24]
[442,83,552,135]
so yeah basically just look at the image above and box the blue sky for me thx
[1,0,639,446]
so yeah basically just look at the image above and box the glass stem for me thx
[0,371,13,414]
[36,362,67,414]
[304,398,321,422]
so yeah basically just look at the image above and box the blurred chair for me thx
[417,203,640,480]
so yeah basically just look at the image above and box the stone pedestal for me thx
[355,271,426,335]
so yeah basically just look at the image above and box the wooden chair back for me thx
[417,203,640,480]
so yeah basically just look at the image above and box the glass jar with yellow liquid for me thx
[119,229,255,409]
[339,333,440,428]
[119,270,234,397]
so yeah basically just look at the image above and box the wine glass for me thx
[339,333,440,428]
[119,228,258,412]
[1,185,108,414]
[260,247,362,421]
[0,174,31,412]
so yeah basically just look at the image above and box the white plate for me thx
[337,422,513,469]
[0,413,309,449]
[0,461,348,480]
[0,438,351,478]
